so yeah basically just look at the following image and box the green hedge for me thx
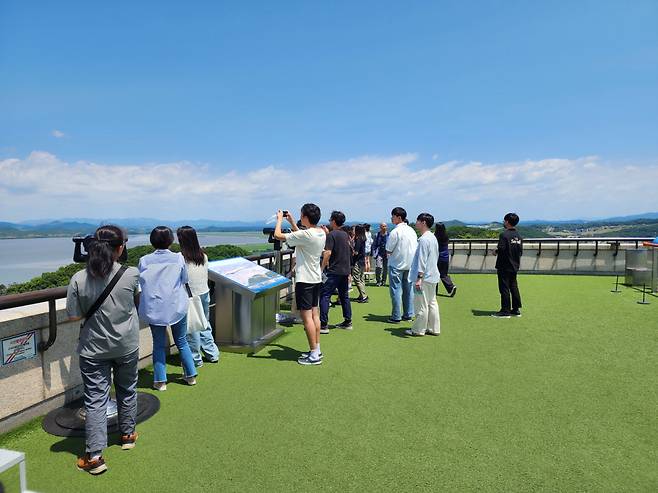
[3,244,251,295]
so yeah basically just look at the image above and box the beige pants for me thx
[412,281,440,335]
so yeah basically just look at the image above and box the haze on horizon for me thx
[1,1,657,223]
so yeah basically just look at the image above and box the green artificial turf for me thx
[1,275,657,492]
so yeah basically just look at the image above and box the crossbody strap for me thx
[81,265,129,329]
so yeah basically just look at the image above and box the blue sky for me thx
[1,0,657,222]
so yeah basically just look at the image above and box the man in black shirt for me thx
[319,211,353,332]
[492,212,523,318]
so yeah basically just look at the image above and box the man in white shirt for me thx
[275,203,326,365]
[385,207,418,323]
[406,213,441,336]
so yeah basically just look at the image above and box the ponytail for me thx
[86,225,125,279]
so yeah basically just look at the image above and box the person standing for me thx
[364,223,373,273]
[66,225,140,475]
[274,204,326,365]
[320,211,353,332]
[386,207,418,323]
[492,213,523,318]
[371,222,389,286]
[352,224,369,302]
[177,226,220,367]
[405,214,441,336]
[434,222,457,296]
[139,226,198,390]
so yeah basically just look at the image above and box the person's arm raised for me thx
[274,210,287,241]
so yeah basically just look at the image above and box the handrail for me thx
[448,237,653,244]
[0,249,294,352]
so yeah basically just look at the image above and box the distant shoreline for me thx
[0,230,265,240]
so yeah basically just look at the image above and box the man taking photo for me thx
[275,204,326,365]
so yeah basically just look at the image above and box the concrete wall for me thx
[450,242,638,275]
[0,300,163,433]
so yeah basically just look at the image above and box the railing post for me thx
[38,299,58,352]
[574,240,580,257]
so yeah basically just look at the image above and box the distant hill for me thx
[2,214,657,239]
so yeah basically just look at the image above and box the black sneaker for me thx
[357,296,369,303]
[298,354,322,365]
[320,325,330,334]
[449,286,457,297]
[402,316,413,321]
[335,320,353,330]
[387,318,401,324]
[510,310,522,317]
[491,311,511,319]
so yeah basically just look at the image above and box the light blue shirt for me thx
[138,249,189,326]
[410,231,440,284]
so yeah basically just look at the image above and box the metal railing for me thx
[449,237,653,257]
[0,249,294,353]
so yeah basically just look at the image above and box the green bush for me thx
[5,244,252,295]
[447,226,500,239]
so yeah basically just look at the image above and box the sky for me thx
[1,0,657,223]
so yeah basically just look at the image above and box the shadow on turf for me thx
[51,433,125,457]
[363,313,391,323]
[247,344,300,362]
[471,309,497,317]
[385,328,412,338]
[137,368,184,389]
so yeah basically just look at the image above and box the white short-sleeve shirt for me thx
[284,228,326,284]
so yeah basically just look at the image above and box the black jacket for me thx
[495,228,523,272]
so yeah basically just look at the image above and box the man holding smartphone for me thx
[274,204,326,365]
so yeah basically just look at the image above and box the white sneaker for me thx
[153,382,167,391]
[184,376,197,386]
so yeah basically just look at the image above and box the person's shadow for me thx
[137,368,184,389]
[385,328,411,338]
[363,313,391,323]
[247,344,300,362]
[471,309,497,317]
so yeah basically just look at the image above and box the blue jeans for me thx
[150,314,197,383]
[186,292,220,366]
[319,273,352,326]
[388,267,414,320]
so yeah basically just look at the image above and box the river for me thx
[0,232,267,286]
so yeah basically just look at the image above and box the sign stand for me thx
[637,284,650,305]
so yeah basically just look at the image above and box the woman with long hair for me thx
[139,226,198,391]
[352,224,369,302]
[177,226,220,367]
[66,225,140,475]
[434,222,457,296]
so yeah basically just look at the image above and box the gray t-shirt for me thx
[66,263,140,360]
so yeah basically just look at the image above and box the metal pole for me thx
[637,284,650,305]
[611,275,621,293]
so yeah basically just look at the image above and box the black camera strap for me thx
[81,265,129,329]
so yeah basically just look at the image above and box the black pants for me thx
[497,270,522,313]
[437,260,455,293]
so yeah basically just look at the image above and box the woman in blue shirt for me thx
[434,223,457,297]
[138,226,198,390]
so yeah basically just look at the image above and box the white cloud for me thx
[0,151,657,222]
[51,130,66,138]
